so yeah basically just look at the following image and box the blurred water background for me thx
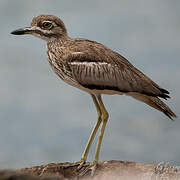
[0,0,179,169]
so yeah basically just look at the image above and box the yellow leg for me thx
[78,94,102,168]
[79,95,109,176]
[93,95,109,164]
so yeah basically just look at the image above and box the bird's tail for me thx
[128,93,177,120]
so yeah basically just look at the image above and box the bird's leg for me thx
[69,94,102,169]
[77,94,102,169]
[93,95,109,169]
[80,95,109,176]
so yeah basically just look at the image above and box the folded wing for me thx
[66,40,169,99]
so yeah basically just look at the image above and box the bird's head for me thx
[11,15,67,42]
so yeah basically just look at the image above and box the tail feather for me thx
[147,96,177,120]
[128,93,177,120]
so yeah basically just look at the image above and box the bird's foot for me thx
[59,160,97,177]
[78,161,97,177]
[62,159,88,169]
[76,159,87,170]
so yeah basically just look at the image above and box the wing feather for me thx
[64,39,170,99]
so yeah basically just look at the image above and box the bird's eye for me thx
[42,21,52,29]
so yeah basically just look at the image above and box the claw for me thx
[77,159,86,170]
[61,159,90,171]
[78,161,97,177]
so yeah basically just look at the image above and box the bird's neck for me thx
[47,34,71,46]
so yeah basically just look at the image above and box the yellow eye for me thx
[42,21,52,28]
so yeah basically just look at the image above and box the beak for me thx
[11,27,34,35]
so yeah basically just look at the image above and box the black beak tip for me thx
[11,30,18,35]
[11,29,24,35]
[11,28,29,35]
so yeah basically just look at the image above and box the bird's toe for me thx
[77,159,87,170]
[78,161,97,177]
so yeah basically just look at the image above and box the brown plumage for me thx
[11,14,176,175]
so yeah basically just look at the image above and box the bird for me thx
[11,14,176,176]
